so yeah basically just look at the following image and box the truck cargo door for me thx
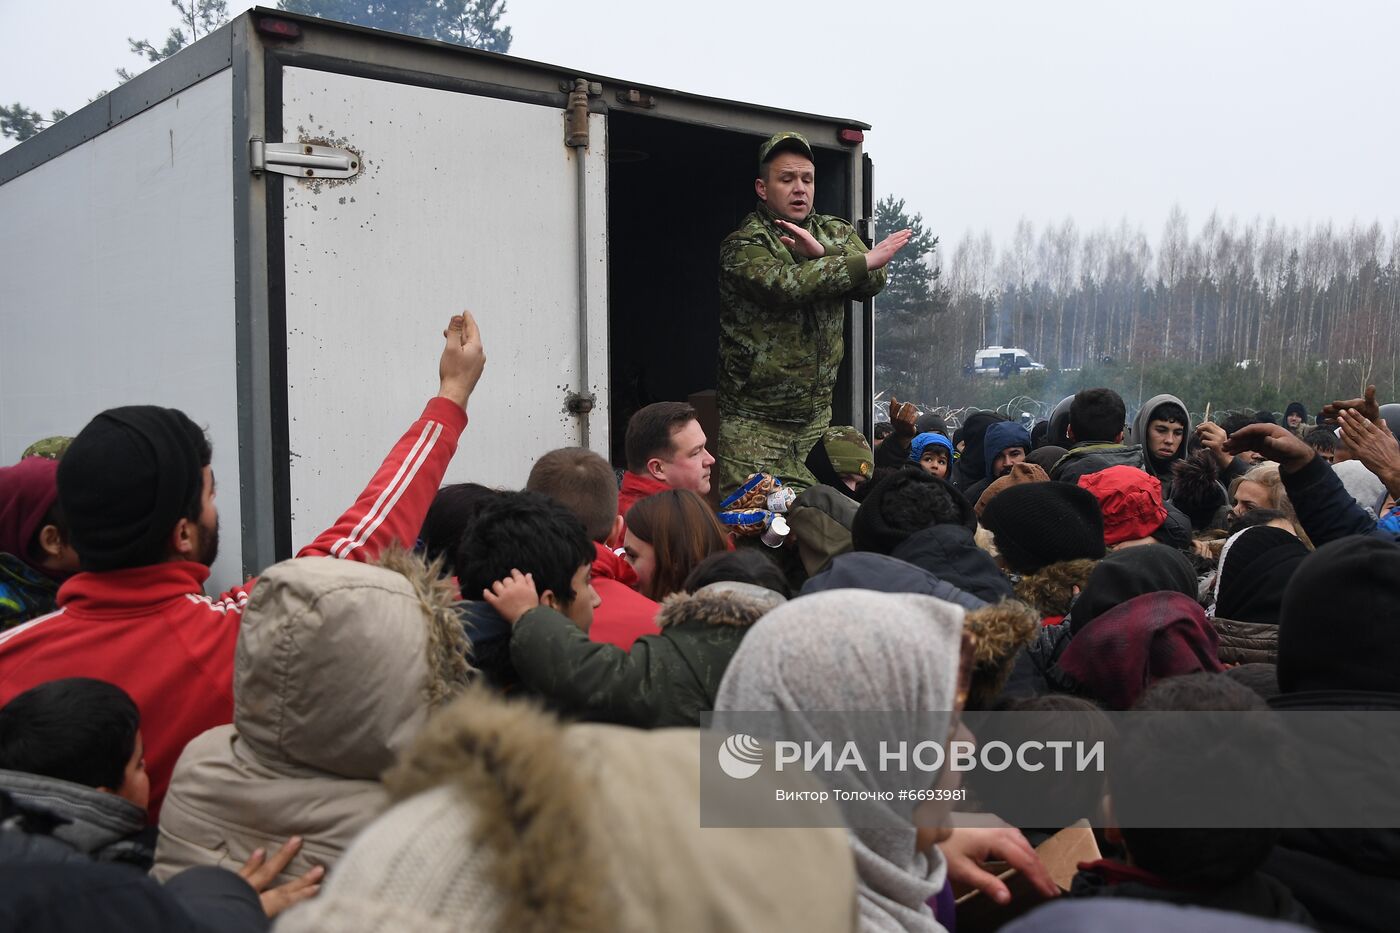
[273,67,606,552]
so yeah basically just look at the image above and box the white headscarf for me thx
[714,589,966,933]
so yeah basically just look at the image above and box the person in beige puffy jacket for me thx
[274,686,859,933]
[151,547,471,884]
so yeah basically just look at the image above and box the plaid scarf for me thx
[1058,591,1224,709]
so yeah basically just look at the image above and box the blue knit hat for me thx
[909,432,954,464]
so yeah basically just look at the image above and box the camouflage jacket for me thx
[508,587,772,728]
[718,203,886,423]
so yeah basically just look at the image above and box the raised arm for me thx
[1225,423,1376,546]
[298,312,486,561]
[1338,408,1400,500]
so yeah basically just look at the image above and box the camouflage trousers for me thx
[716,406,831,498]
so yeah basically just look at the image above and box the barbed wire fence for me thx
[875,393,1250,431]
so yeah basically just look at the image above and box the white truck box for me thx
[0,8,876,590]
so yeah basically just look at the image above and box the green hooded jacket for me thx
[508,584,780,728]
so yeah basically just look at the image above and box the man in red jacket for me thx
[527,447,660,649]
[618,402,716,519]
[0,313,486,820]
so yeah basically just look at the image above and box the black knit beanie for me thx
[1278,537,1400,697]
[915,412,948,437]
[981,482,1106,575]
[57,406,209,572]
[851,467,975,555]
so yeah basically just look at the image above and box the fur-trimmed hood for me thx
[963,600,1040,707]
[1014,558,1100,618]
[654,582,783,631]
[964,600,1040,666]
[275,688,858,933]
[235,546,472,779]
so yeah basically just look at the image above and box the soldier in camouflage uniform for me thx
[716,131,911,494]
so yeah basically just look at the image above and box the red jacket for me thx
[0,397,467,820]
[617,471,670,521]
[587,543,659,649]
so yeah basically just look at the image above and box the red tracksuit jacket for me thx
[0,397,468,820]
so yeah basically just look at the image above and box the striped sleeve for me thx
[297,397,468,562]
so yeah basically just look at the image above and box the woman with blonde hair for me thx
[1229,462,1310,546]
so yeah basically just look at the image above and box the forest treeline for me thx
[875,204,1400,416]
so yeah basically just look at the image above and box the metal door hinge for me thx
[565,79,602,148]
[250,137,360,178]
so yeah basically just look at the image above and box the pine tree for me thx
[873,195,945,401]
[277,0,513,52]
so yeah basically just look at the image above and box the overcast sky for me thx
[3,0,1396,253]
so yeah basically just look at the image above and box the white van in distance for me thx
[971,347,1046,376]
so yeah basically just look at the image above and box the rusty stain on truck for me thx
[295,126,368,193]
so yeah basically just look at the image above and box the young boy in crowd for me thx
[526,448,659,649]
[1131,395,1191,498]
[454,491,600,693]
[1050,388,1146,484]
[1303,427,1338,464]
[0,677,151,866]
[909,432,955,479]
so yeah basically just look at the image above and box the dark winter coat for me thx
[786,484,858,577]
[509,583,779,728]
[1282,455,1398,547]
[0,858,266,933]
[0,773,152,869]
[1070,859,1314,927]
[951,412,1008,492]
[889,524,1014,604]
[1266,693,1400,933]
[800,551,987,611]
[1211,617,1278,666]
[999,620,1077,700]
[1050,442,1147,485]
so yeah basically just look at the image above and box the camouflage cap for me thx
[820,426,873,478]
[758,131,814,167]
[21,436,73,461]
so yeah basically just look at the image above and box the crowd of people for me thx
[3,310,1400,932]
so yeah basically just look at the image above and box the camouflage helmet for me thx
[819,426,873,478]
[21,436,74,461]
[757,131,814,168]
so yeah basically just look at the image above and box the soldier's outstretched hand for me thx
[775,219,825,258]
[866,229,914,272]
